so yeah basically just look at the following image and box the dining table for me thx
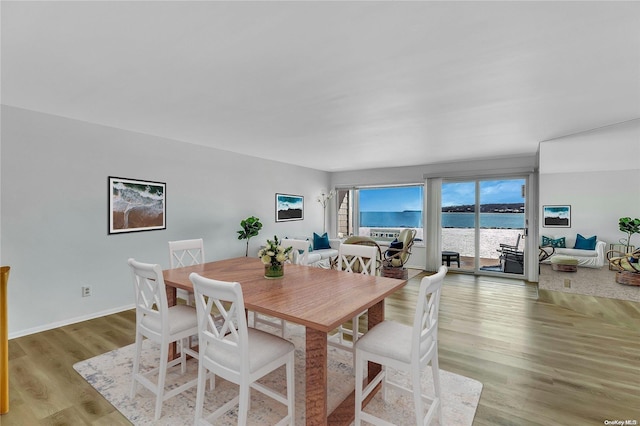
[163,256,407,426]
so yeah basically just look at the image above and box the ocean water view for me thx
[443,212,524,229]
[361,211,525,229]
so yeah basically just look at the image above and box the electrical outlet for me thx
[563,279,571,288]
[82,286,92,297]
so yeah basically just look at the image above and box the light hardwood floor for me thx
[3,272,640,425]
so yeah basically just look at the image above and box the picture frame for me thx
[276,193,304,222]
[543,205,571,228]
[109,176,166,234]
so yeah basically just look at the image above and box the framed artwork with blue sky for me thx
[543,205,571,228]
[276,193,304,222]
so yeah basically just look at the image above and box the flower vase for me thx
[264,263,284,279]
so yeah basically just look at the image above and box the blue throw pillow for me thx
[542,236,566,248]
[574,234,597,250]
[313,232,331,250]
[386,238,404,257]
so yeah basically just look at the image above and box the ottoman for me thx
[551,255,578,272]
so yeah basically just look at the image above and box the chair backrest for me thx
[412,265,447,364]
[388,228,416,265]
[189,273,249,374]
[514,234,521,248]
[501,234,521,251]
[281,238,310,265]
[128,258,169,337]
[337,243,378,275]
[168,238,205,268]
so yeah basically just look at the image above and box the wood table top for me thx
[163,256,406,333]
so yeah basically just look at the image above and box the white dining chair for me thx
[354,265,447,426]
[253,238,310,338]
[281,238,311,266]
[189,272,295,426]
[168,238,205,306]
[329,243,378,353]
[128,258,200,421]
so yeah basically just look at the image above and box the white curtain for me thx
[424,178,442,272]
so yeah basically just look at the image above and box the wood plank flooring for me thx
[3,272,639,425]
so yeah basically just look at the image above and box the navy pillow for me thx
[574,234,597,250]
[313,232,331,250]
[386,238,404,257]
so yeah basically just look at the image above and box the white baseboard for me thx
[9,304,135,339]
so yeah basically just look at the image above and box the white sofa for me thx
[540,236,606,268]
[282,235,340,268]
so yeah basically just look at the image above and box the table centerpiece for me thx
[259,236,293,279]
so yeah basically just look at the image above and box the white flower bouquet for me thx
[258,236,293,278]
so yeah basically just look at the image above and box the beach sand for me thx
[112,210,164,231]
[359,227,523,260]
[441,228,522,259]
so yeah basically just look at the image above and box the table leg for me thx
[326,300,385,425]
[366,301,384,381]
[306,327,328,425]
[165,285,178,360]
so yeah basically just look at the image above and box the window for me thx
[336,185,423,242]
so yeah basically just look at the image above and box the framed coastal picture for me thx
[109,177,166,234]
[276,193,304,222]
[543,205,571,228]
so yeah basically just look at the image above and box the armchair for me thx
[608,248,640,285]
[383,229,416,268]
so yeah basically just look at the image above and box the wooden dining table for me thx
[163,256,407,426]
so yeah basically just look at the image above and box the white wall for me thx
[539,119,640,246]
[1,106,330,337]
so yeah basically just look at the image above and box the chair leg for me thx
[155,341,169,421]
[354,350,364,426]
[130,333,143,398]
[412,363,424,426]
[432,351,443,425]
[286,352,295,424]
[238,382,250,425]
[381,365,388,401]
[179,338,187,374]
[194,362,207,424]
[352,315,360,344]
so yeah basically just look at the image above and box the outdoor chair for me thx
[383,229,417,268]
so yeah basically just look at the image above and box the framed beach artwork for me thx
[109,177,166,234]
[276,193,304,222]
[543,205,571,228]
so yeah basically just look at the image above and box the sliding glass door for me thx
[442,178,526,275]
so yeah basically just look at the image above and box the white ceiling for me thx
[2,1,639,172]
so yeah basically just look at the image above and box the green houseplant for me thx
[237,216,263,257]
[618,217,640,252]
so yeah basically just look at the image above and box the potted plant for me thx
[237,216,263,257]
[618,217,640,253]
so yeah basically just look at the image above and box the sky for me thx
[359,179,525,211]
[360,186,423,212]
[442,180,525,207]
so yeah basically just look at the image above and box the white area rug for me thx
[74,324,482,425]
